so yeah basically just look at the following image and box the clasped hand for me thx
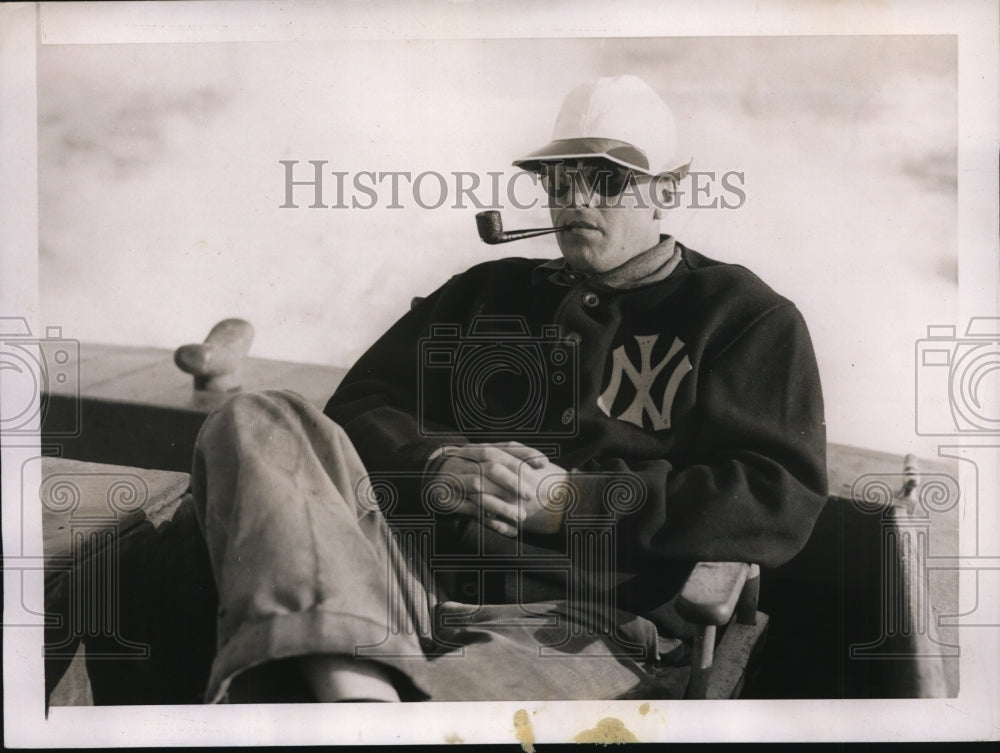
[431,442,572,537]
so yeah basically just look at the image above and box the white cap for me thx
[513,75,690,176]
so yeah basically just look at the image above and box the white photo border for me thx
[2,0,998,745]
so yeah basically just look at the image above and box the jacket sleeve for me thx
[323,284,469,514]
[576,303,828,570]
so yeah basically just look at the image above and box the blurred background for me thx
[37,35,957,458]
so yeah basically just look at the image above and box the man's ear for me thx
[652,175,677,220]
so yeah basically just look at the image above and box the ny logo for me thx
[597,334,692,431]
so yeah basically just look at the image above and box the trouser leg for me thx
[190,389,432,702]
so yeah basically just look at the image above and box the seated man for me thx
[192,74,828,703]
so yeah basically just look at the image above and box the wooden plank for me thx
[827,443,956,501]
[279,362,348,407]
[73,344,343,413]
[44,342,120,397]
[73,345,170,393]
[34,342,100,398]
[41,457,190,561]
[706,614,769,699]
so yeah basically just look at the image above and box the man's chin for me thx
[557,240,601,270]
[560,252,604,275]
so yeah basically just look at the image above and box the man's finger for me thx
[479,504,520,537]
[495,441,549,468]
[443,468,520,503]
[484,517,518,538]
[449,493,522,525]
[442,443,547,470]
[477,493,524,524]
[471,476,527,506]
[444,452,528,500]
[479,461,530,500]
[452,500,480,519]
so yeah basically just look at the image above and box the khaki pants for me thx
[191,390,688,702]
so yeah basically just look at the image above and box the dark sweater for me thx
[325,241,827,606]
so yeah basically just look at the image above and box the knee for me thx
[197,390,314,447]
[205,389,307,424]
[198,389,355,452]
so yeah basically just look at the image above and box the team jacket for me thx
[325,241,828,604]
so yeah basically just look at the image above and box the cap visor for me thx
[513,138,650,173]
[662,157,693,180]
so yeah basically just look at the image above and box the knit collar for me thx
[531,235,681,289]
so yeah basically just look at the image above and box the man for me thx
[192,75,827,703]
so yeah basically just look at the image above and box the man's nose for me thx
[566,170,596,208]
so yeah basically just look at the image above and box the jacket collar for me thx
[531,235,681,289]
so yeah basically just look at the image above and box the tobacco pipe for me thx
[475,210,569,244]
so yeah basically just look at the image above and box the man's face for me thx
[543,159,664,274]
